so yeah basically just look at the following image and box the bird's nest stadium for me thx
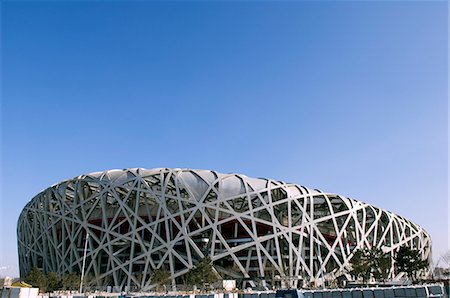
[17,168,431,290]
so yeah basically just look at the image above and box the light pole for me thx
[79,232,90,294]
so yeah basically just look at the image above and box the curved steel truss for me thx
[18,168,431,290]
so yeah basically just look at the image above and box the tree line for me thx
[23,246,428,292]
[24,257,218,292]
[24,268,81,292]
[349,245,428,284]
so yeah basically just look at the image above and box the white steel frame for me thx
[17,168,431,290]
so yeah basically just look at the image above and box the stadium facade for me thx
[17,168,431,290]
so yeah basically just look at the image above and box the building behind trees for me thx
[17,168,431,291]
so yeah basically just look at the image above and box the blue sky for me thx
[1,1,448,277]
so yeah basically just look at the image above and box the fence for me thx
[33,284,448,298]
[134,284,447,298]
[277,284,447,298]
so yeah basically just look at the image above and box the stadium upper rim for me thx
[26,167,423,230]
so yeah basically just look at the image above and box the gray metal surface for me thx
[17,168,431,290]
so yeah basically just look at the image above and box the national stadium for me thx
[17,168,431,291]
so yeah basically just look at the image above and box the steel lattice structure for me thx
[18,168,431,290]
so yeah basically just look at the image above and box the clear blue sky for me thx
[1,1,448,277]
